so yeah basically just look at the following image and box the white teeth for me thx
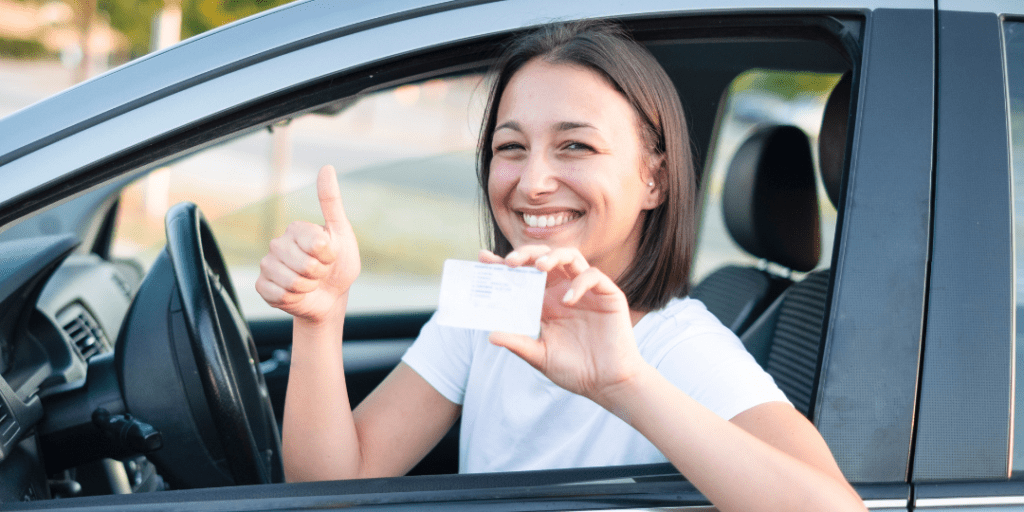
[522,212,577,228]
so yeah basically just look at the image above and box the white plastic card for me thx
[435,259,546,337]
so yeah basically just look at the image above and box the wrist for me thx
[293,296,349,336]
[593,361,659,424]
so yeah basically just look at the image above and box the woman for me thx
[255,21,866,512]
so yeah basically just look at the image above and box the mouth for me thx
[520,210,582,228]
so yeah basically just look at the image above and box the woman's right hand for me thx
[255,165,361,326]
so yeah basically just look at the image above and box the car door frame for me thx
[910,1,1024,509]
[0,1,938,510]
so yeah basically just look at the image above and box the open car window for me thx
[110,74,487,318]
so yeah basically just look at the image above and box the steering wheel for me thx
[161,202,283,485]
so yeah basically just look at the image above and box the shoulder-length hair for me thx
[477,21,696,311]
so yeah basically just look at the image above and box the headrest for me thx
[722,125,821,272]
[818,73,852,208]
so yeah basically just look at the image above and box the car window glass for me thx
[110,74,487,319]
[1006,20,1024,474]
[692,69,841,283]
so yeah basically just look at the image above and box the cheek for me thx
[488,160,521,204]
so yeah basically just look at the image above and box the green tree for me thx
[98,0,163,58]
[99,0,292,59]
[182,0,292,37]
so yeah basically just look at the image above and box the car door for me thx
[910,1,1024,509]
[0,0,936,510]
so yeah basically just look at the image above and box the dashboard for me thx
[0,234,152,500]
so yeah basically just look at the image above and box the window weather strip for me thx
[916,495,1024,507]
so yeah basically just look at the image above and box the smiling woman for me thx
[487,60,664,292]
[7,0,994,509]
[255,20,865,512]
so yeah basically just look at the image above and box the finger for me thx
[534,247,589,277]
[259,255,319,294]
[561,267,622,306]
[503,245,552,267]
[489,331,546,369]
[478,249,504,264]
[317,165,348,235]
[255,275,302,307]
[287,220,337,265]
[269,236,329,280]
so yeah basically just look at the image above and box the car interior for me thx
[0,13,858,503]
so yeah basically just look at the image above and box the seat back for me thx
[741,269,830,416]
[738,73,852,419]
[691,125,819,334]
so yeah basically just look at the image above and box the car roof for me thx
[0,0,930,234]
[0,0,453,166]
[0,0,931,169]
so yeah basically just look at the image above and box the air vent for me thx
[59,304,108,361]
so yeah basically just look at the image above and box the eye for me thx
[494,142,525,153]
[562,141,594,152]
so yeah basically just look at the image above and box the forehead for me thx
[496,59,636,128]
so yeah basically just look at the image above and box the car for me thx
[0,0,1021,510]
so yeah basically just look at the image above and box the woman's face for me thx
[488,59,662,281]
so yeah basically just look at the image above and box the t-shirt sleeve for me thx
[654,317,792,421]
[400,314,475,405]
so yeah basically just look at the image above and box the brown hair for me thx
[477,21,696,311]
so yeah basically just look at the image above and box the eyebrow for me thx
[555,121,596,132]
[494,120,597,132]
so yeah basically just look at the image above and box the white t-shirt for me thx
[401,296,791,474]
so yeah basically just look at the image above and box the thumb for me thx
[489,331,545,370]
[317,165,347,234]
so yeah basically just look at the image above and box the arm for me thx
[256,165,460,482]
[597,370,863,511]
[489,245,866,512]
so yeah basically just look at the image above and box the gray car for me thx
[0,0,1022,510]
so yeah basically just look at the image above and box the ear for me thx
[641,155,667,210]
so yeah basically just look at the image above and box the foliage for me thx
[99,0,293,59]
[731,69,841,100]
[98,0,163,58]
[182,0,292,38]
[0,37,50,59]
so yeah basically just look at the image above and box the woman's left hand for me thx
[480,245,649,402]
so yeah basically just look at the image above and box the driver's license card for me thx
[435,259,546,337]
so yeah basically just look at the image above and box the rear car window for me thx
[1006,20,1024,473]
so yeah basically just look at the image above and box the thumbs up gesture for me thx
[256,165,361,325]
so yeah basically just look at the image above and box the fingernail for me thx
[536,255,548,264]
[507,251,520,260]
[563,288,574,303]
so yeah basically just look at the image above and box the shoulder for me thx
[416,313,489,345]
[401,314,490,403]
[639,297,736,346]
[642,298,793,419]
[637,296,752,368]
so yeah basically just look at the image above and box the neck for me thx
[629,309,648,326]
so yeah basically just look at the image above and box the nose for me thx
[517,152,558,199]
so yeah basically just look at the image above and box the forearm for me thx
[597,366,866,512]
[281,304,364,482]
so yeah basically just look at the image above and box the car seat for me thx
[738,73,852,419]
[690,124,820,334]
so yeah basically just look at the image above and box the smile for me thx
[521,211,581,228]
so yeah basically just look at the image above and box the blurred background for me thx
[0,0,840,319]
